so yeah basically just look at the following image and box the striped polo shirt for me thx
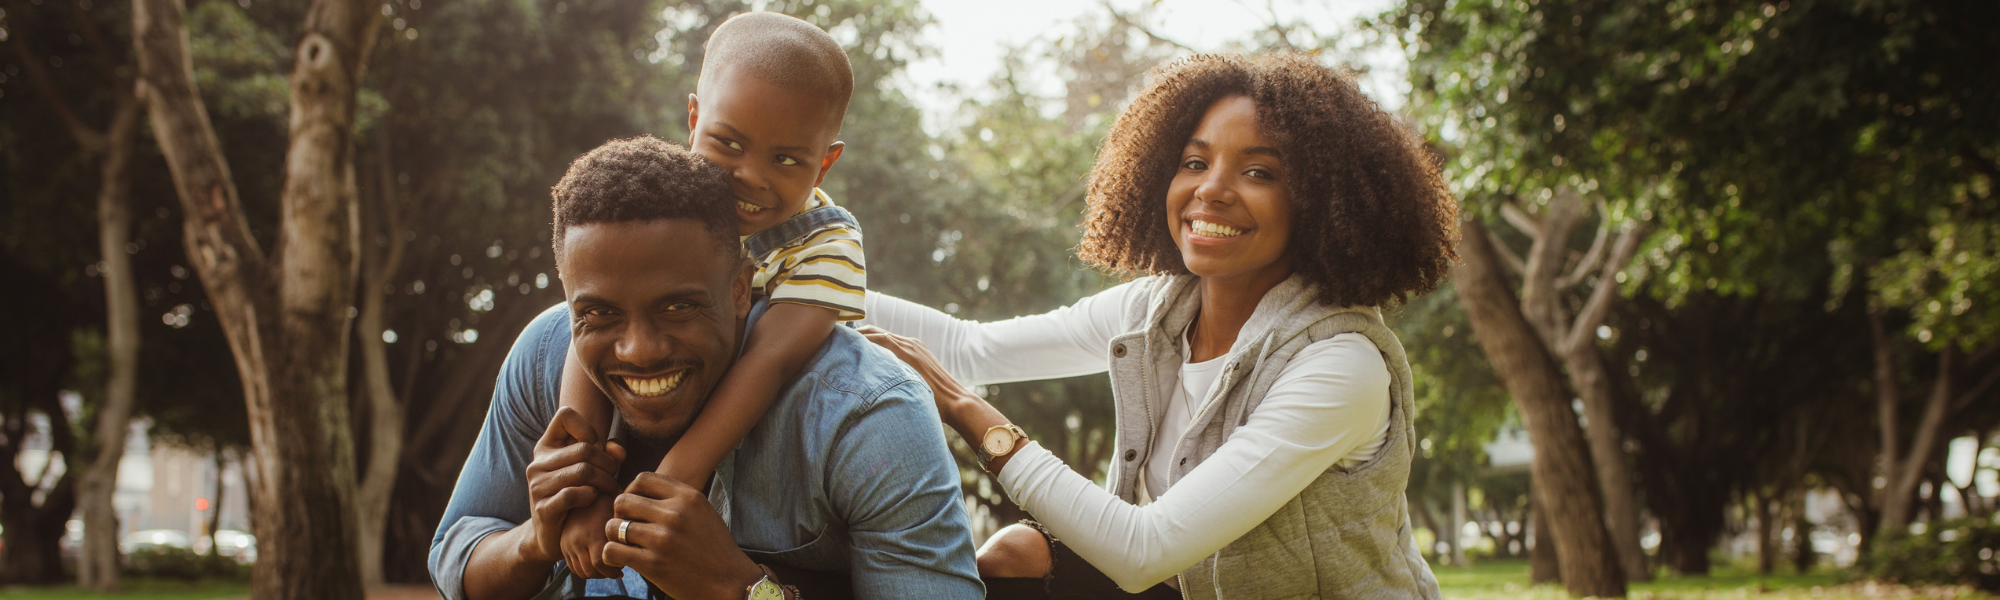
[744,188,867,320]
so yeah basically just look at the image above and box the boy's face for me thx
[689,68,846,236]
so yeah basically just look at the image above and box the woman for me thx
[861,53,1457,599]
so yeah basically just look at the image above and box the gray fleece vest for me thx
[1101,275,1441,600]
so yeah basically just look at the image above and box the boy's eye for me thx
[720,138,743,151]
[776,155,800,166]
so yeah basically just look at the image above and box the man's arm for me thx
[827,379,984,599]
[432,305,621,600]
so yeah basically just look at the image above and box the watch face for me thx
[983,429,1014,456]
[749,579,786,600]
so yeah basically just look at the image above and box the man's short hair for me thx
[550,136,738,262]
[698,11,854,130]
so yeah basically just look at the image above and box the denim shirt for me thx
[429,302,981,599]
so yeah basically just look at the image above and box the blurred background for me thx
[0,0,1994,597]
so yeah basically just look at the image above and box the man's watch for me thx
[747,564,800,600]
[974,424,1029,472]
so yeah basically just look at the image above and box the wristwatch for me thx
[975,424,1029,472]
[747,564,800,600]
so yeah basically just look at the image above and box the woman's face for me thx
[1166,95,1295,285]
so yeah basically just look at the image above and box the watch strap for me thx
[751,563,801,600]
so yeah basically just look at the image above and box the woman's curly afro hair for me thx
[1078,53,1459,308]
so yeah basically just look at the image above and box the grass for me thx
[0,578,250,600]
[1433,559,1992,599]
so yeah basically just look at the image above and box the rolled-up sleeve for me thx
[825,379,984,599]
[430,304,573,600]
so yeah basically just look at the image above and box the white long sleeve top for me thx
[861,280,1391,590]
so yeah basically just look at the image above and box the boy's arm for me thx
[656,302,838,484]
[556,346,619,579]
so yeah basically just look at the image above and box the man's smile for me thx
[619,370,688,397]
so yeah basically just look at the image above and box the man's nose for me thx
[615,317,672,370]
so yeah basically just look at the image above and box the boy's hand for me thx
[561,494,618,579]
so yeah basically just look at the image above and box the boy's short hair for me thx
[551,136,738,262]
[698,11,853,131]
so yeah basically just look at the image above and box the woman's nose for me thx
[1195,169,1235,205]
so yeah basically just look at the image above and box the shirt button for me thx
[1112,343,1127,358]
[1179,457,1187,466]
[1123,449,1138,461]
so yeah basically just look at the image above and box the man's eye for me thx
[665,302,693,311]
[776,155,800,166]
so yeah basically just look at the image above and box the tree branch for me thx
[1559,210,1612,289]
[1101,2,1197,53]
[1563,223,1646,354]
[1499,202,1543,239]
[6,37,107,152]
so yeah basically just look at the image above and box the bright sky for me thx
[903,0,1405,127]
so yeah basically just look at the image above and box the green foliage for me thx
[1865,518,2000,592]
[121,547,248,582]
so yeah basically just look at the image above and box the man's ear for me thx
[732,257,755,321]
[686,93,701,145]
[813,141,845,188]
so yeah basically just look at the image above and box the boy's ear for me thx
[686,93,701,143]
[813,141,845,188]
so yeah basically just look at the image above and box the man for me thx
[429,137,981,600]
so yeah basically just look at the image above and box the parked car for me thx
[121,529,192,554]
[193,529,257,563]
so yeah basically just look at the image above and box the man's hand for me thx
[558,435,626,579]
[522,406,624,565]
[603,472,765,600]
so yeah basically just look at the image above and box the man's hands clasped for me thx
[524,407,625,570]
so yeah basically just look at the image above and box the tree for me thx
[132,0,383,595]
[2,0,143,588]
[1453,220,1626,597]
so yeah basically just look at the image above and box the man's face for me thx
[688,67,845,236]
[559,219,751,443]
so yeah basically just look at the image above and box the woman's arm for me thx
[989,335,1389,591]
[859,279,1146,385]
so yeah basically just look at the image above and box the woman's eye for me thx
[1182,158,1208,171]
[1246,168,1274,179]
[776,155,800,166]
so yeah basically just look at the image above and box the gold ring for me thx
[617,519,631,544]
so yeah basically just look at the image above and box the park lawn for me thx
[0,578,250,600]
[1433,559,1992,599]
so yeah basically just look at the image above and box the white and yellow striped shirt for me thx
[746,189,867,320]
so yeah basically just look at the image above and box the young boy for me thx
[555,11,867,578]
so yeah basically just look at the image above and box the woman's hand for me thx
[859,325,1028,473]
[858,326,977,427]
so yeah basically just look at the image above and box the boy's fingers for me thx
[605,440,628,463]
[550,406,603,447]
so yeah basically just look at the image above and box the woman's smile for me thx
[1166,95,1294,285]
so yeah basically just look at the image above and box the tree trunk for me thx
[1754,491,1777,575]
[1528,486,1561,585]
[77,93,144,593]
[1455,218,1625,598]
[1508,192,1652,582]
[1451,481,1469,566]
[1870,310,1955,537]
[1,385,81,585]
[353,149,409,587]
[133,0,382,596]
